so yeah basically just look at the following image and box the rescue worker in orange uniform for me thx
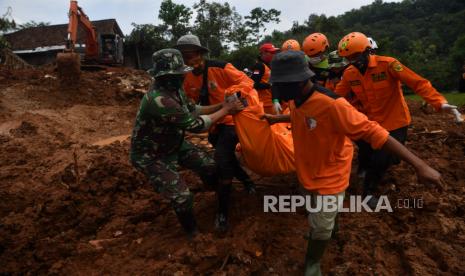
[262,50,444,276]
[334,32,459,206]
[174,34,256,231]
[250,43,279,114]
[281,39,301,51]
[271,40,302,114]
[326,50,349,92]
[303,33,331,87]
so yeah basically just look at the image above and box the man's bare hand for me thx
[416,165,446,191]
[260,114,279,125]
[223,99,244,115]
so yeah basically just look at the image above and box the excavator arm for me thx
[57,0,100,85]
[66,0,99,60]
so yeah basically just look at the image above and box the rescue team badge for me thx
[340,41,348,50]
[209,81,218,91]
[371,72,387,82]
[305,117,317,130]
[392,62,404,72]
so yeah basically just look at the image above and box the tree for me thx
[158,0,192,42]
[17,20,50,29]
[244,8,281,44]
[228,13,252,48]
[125,23,169,69]
[0,7,16,49]
[192,0,239,57]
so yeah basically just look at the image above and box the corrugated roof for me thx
[4,19,124,51]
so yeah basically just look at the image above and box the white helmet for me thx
[368,37,378,49]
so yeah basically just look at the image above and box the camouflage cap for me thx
[328,50,349,69]
[148,48,192,79]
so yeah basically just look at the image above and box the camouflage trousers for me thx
[131,140,216,212]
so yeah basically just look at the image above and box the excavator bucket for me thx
[57,52,81,85]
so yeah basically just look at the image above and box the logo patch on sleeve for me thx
[392,62,404,72]
[305,117,317,130]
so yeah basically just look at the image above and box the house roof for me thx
[4,19,124,51]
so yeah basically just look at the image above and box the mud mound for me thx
[1,66,465,274]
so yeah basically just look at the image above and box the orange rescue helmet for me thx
[281,39,301,51]
[338,32,371,57]
[302,33,329,57]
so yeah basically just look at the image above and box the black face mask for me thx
[156,75,185,91]
[351,51,370,74]
[274,81,304,102]
[329,70,343,79]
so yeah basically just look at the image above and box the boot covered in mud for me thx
[173,194,198,238]
[215,179,232,232]
[304,238,330,276]
[242,178,257,194]
[174,208,198,238]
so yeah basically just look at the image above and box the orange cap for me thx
[281,39,301,51]
[338,32,371,57]
[302,33,329,57]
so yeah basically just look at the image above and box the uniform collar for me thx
[367,54,378,68]
[295,83,317,108]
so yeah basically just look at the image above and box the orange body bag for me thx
[225,85,295,176]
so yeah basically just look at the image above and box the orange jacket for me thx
[334,55,446,131]
[290,86,389,194]
[326,78,365,112]
[183,60,254,126]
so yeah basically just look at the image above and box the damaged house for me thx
[3,19,124,66]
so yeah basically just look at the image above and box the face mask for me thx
[192,66,204,76]
[157,75,185,90]
[308,54,327,66]
[275,82,304,102]
[261,52,274,64]
[329,69,343,79]
[183,53,204,76]
[350,52,369,73]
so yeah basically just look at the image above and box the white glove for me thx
[451,109,464,123]
[273,101,282,114]
[441,103,464,123]
[441,103,458,111]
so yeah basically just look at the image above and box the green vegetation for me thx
[2,0,465,92]
[0,7,16,49]
[124,0,465,92]
[405,92,465,106]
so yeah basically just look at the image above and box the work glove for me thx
[273,100,282,114]
[441,103,464,123]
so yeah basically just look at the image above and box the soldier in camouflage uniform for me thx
[130,49,244,237]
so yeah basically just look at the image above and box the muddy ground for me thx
[0,67,464,275]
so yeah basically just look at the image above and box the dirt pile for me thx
[0,67,464,275]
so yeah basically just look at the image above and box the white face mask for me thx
[308,55,325,65]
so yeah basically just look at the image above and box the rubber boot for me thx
[175,208,198,239]
[363,172,380,210]
[304,239,330,276]
[200,171,219,191]
[215,179,232,232]
[242,179,256,194]
[233,162,256,194]
[331,215,339,239]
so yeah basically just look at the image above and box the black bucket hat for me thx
[270,50,315,83]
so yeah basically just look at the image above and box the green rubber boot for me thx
[304,239,330,276]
